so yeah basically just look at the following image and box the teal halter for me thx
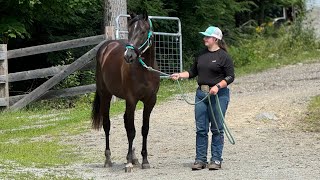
[137,19,153,53]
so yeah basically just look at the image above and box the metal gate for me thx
[115,15,182,76]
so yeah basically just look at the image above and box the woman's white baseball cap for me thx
[199,26,223,40]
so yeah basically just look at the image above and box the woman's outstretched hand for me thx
[170,73,180,80]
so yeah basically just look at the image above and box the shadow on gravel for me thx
[84,163,130,172]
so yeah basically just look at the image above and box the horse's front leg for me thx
[124,100,137,172]
[141,95,157,169]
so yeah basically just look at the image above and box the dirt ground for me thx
[14,62,320,179]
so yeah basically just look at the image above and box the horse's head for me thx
[124,11,153,64]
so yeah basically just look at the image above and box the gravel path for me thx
[46,62,320,179]
[65,61,320,180]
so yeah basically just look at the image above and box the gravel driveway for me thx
[65,61,319,180]
[19,61,320,179]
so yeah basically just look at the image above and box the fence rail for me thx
[7,35,105,59]
[7,84,96,106]
[0,61,95,83]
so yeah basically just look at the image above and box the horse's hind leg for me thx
[102,92,113,167]
[141,95,157,169]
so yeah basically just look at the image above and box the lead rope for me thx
[176,79,235,145]
[139,63,235,144]
[208,94,235,145]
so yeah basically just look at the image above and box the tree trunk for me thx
[104,0,127,39]
[258,1,265,25]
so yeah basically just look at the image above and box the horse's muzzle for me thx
[124,49,137,64]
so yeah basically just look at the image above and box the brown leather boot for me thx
[208,160,222,170]
[191,161,207,170]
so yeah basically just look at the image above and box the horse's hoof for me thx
[104,161,113,167]
[142,163,150,169]
[132,158,140,165]
[125,163,133,173]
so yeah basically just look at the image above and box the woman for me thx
[170,26,235,170]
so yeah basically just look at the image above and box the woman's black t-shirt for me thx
[188,48,235,87]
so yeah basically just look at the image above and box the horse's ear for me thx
[143,10,148,20]
[129,12,136,19]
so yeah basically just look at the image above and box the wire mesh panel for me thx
[115,15,182,76]
[154,34,181,75]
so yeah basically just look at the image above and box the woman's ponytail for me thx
[218,39,228,52]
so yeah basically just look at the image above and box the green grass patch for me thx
[0,171,81,180]
[303,95,320,132]
[0,107,90,178]
[0,141,77,167]
[0,109,88,141]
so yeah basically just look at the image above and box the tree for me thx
[104,0,127,39]
[104,0,127,27]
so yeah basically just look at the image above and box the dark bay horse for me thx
[92,12,160,172]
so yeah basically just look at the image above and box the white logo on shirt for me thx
[212,60,217,63]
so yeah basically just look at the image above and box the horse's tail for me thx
[91,91,102,130]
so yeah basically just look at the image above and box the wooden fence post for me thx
[0,44,9,109]
[105,26,115,40]
[104,0,127,39]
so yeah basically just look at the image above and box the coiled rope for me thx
[139,58,235,144]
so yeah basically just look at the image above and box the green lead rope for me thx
[175,79,235,145]
[208,93,235,145]
[138,62,235,145]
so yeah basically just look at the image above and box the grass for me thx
[0,108,88,177]
[0,141,77,166]
[0,170,82,180]
[303,95,320,132]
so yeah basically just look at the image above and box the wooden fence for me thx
[0,35,109,110]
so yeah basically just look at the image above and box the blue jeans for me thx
[194,87,230,163]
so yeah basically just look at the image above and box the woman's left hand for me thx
[170,73,180,80]
[209,86,219,95]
